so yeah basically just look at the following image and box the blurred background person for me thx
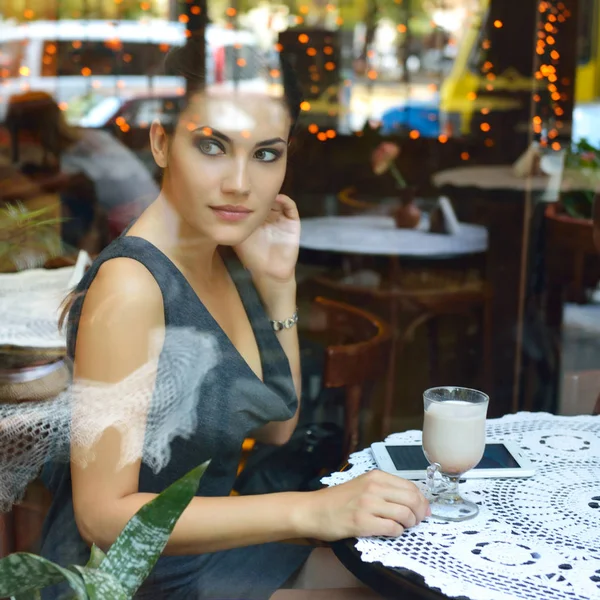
[4,92,159,252]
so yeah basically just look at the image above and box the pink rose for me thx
[372,142,400,175]
[581,151,597,163]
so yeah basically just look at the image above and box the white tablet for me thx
[371,441,536,479]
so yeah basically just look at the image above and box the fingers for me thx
[360,471,430,525]
[274,194,300,221]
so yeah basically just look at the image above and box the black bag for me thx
[233,422,344,495]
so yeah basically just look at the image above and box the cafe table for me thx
[322,412,600,600]
[300,215,488,258]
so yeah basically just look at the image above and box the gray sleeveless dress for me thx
[40,235,313,599]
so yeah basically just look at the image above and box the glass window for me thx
[577,0,595,64]
[0,41,27,78]
[41,41,172,77]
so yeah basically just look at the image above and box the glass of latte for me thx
[422,386,489,521]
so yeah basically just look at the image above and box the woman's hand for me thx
[234,194,300,285]
[296,470,431,541]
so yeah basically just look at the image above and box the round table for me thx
[300,215,488,258]
[300,214,491,437]
[433,165,598,195]
[433,165,552,192]
[323,412,600,600]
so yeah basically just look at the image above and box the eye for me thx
[254,148,281,163]
[196,139,225,156]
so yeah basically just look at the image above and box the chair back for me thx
[308,297,392,456]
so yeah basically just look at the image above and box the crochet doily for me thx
[0,326,219,510]
[322,413,600,600]
[0,251,89,348]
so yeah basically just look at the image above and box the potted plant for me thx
[0,201,64,272]
[545,139,600,256]
[371,141,421,229]
[0,461,209,599]
[544,139,600,303]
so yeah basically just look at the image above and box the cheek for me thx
[252,162,286,195]
[168,144,219,193]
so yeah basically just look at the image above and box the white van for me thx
[0,19,262,123]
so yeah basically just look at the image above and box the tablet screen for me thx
[386,443,521,471]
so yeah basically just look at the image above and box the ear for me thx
[150,119,169,169]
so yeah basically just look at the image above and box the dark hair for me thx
[159,37,303,136]
[4,92,81,163]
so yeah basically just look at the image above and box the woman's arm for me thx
[248,278,301,446]
[233,194,303,446]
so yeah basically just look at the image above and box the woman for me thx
[40,42,429,599]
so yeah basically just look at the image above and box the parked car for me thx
[79,93,186,177]
[380,98,440,137]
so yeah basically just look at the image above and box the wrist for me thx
[288,491,319,539]
[253,277,297,320]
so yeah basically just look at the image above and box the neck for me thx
[142,193,221,280]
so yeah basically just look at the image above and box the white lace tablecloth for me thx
[300,216,488,257]
[0,252,89,348]
[322,412,600,600]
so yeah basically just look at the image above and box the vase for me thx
[392,187,421,229]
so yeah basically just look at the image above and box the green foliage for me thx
[0,461,209,600]
[562,138,600,219]
[0,202,65,270]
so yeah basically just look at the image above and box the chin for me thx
[208,223,256,247]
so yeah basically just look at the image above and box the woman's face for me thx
[159,90,291,246]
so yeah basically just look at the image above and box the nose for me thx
[221,155,251,197]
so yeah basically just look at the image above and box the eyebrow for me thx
[194,126,286,147]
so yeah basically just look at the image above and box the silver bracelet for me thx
[270,309,298,332]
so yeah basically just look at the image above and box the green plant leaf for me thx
[72,566,127,600]
[0,553,87,599]
[101,461,209,597]
[86,545,107,569]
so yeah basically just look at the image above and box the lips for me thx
[210,205,253,222]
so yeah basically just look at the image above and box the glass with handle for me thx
[422,386,489,521]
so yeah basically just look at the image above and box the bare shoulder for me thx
[75,256,165,382]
